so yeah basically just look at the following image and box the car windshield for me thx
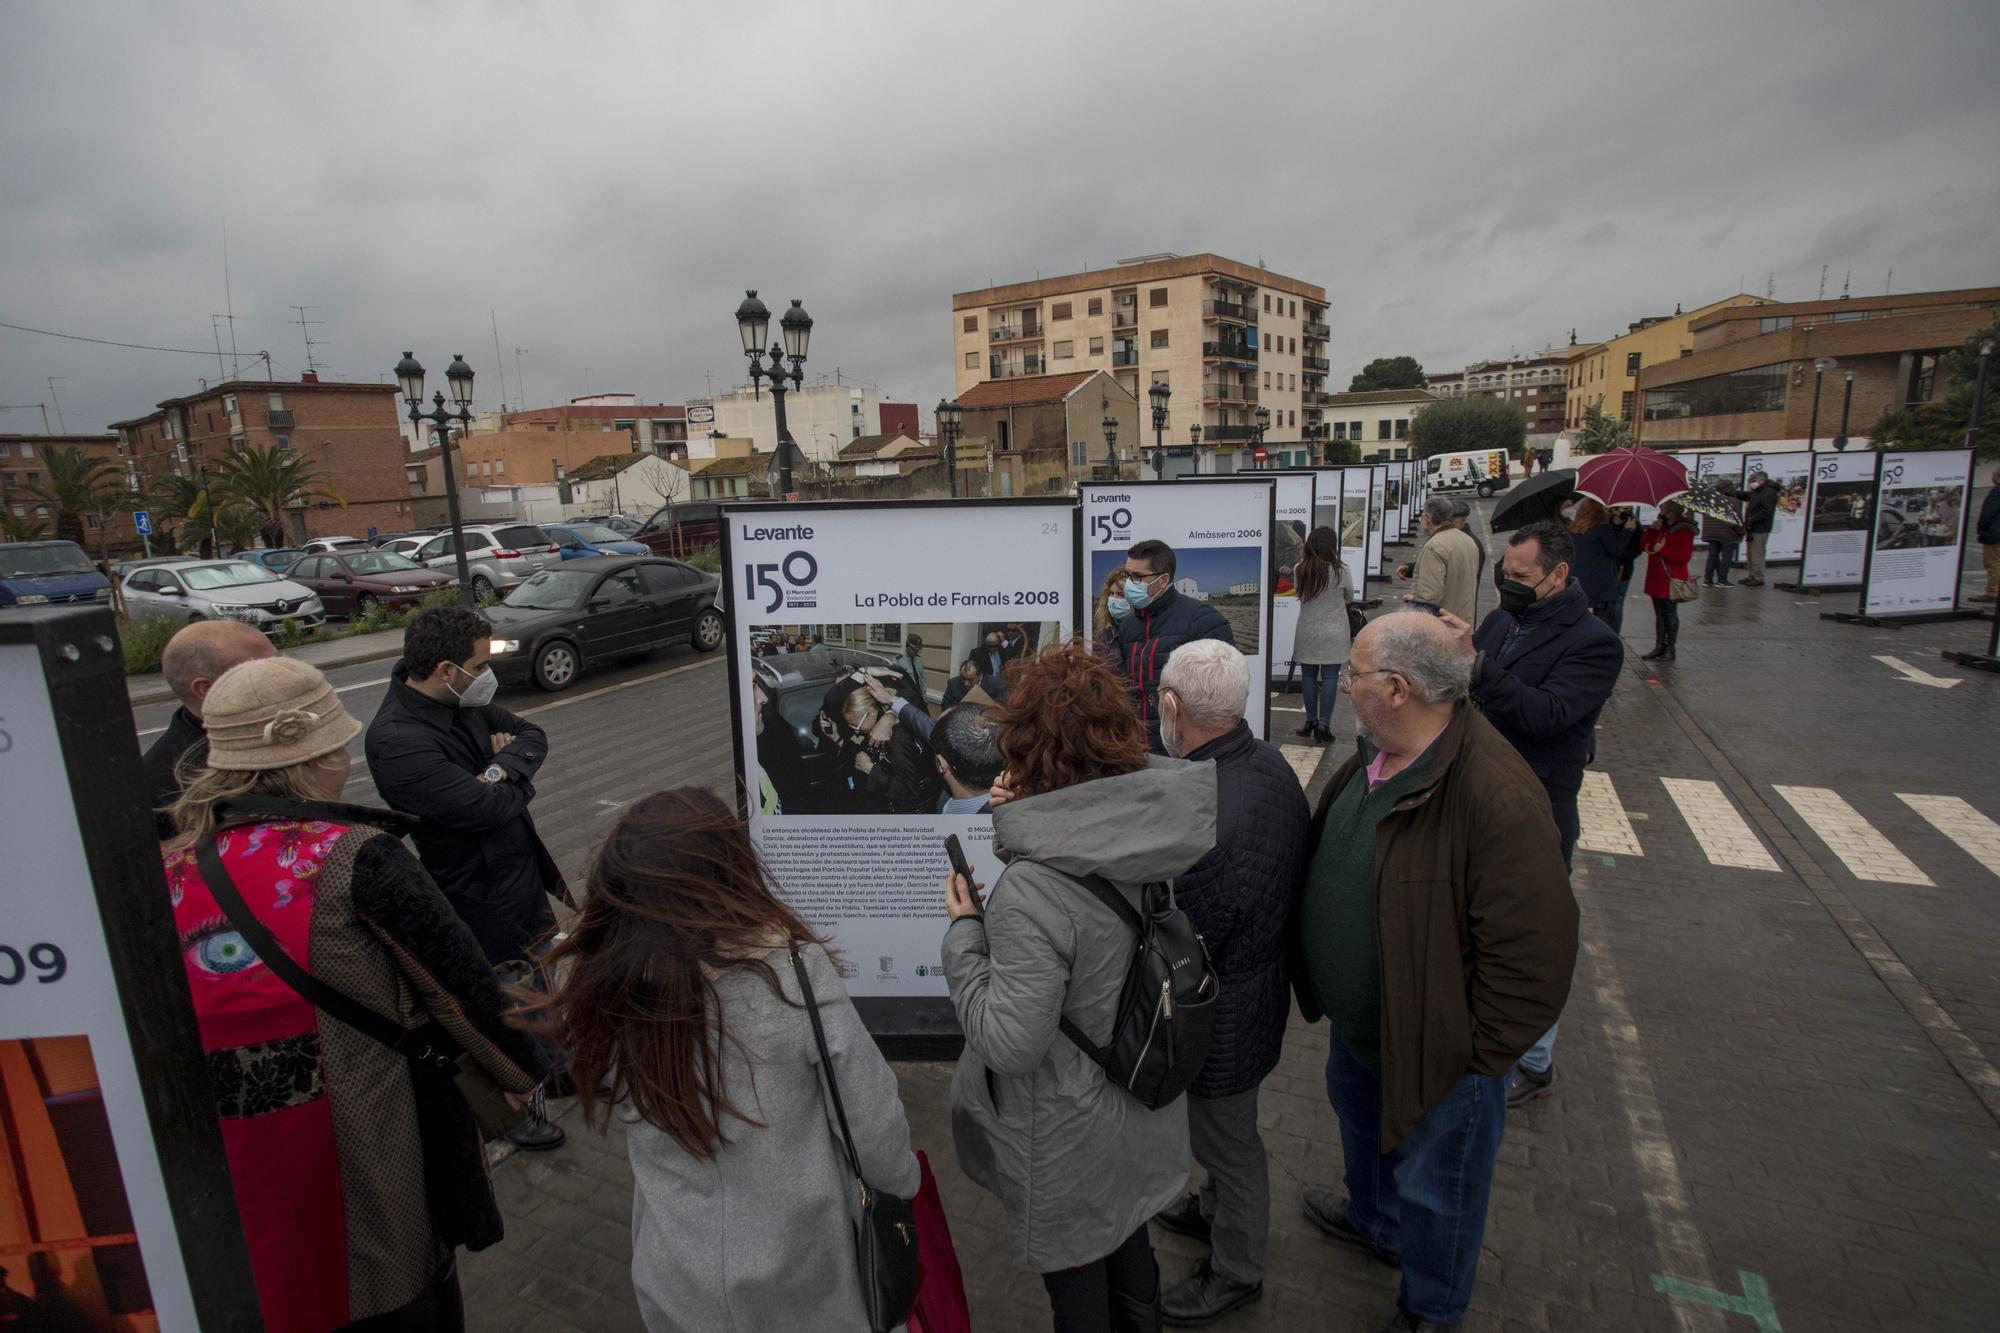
[503,568,596,609]
[0,544,94,578]
[347,552,423,575]
[181,562,282,590]
[565,524,626,543]
[263,550,302,563]
[494,525,550,549]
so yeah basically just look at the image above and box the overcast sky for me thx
[4,0,1996,438]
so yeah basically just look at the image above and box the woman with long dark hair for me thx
[1289,525,1352,742]
[523,787,918,1332]
[1641,499,1698,661]
[1568,498,1640,630]
[941,642,1217,1331]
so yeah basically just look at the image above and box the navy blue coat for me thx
[1115,586,1235,753]
[1175,721,1310,1098]
[1471,580,1623,784]
[1979,485,2000,546]
[1572,522,1640,609]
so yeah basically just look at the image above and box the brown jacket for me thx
[1294,704,1578,1149]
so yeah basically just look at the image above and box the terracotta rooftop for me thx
[567,453,647,481]
[956,372,1101,409]
[837,431,917,459]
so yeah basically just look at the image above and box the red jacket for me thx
[1641,521,1696,599]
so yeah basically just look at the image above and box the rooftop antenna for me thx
[1767,272,1776,298]
[46,377,67,433]
[222,218,241,375]
[210,316,230,376]
[289,305,325,374]
[1841,269,1851,300]
[0,404,52,433]
[490,310,508,411]
[1885,268,1893,294]
[514,347,529,409]
[1817,264,1828,299]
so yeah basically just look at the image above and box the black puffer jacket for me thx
[1116,586,1235,753]
[1740,480,1779,535]
[1175,721,1310,1097]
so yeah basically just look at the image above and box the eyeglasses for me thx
[1338,664,1397,689]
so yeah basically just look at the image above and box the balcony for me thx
[266,409,296,428]
[1202,382,1256,404]
[1303,390,1333,407]
[1204,424,1259,442]
[1202,299,1257,324]
[1111,309,1138,329]
[1301,355,1330,373]
[990,324,1043,343]
[1202,340,1258,362]
[1303,321,1330,339]
[988,356,1045,379]
[1112,349,1139,367]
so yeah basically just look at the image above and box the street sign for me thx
[132,509,152,536]
[366,524,379,539]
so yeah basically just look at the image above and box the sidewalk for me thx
[125,626,405,706]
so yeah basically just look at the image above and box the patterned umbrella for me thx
[1573,447,1689,508]
[1675,478,1742,524]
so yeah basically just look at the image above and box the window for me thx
[1829,310,1868,324]
[1264,372,1271,388]
[1289,411,1297,427]
[18,442,31,457]
[1072,440,1087,467]
[1149,288,1168,308]
[1378,420,1392,440]
[642,563,694,594]
[1642,362,1787,421]
[1290,300,1297,317]
[25,471,39,486]
[966,352,978,369]
[1150,329,1169,349]
[1758,316,1794,334]
[1911,353,1939,404]
[1053,340,1074,359]
[275,435,291,450]
[998,420,1010,451]
[1680,348,1693,357]
[1052,302,1071,321]
[0,444,9,456]
[222,394,238,413]
[1088,336,1104,355]
[495,459,505,474]
[964,315,978,333]
[1350,420,1362,437]
[1394,419,1409,439]
[1290,374,1296,390]
[1620,391,1635,421]
[1626,352,1642,376]
[1332,422,1347,439]
[268,392,285,410]
[1088,297,1103,316]
[85,514,100,530]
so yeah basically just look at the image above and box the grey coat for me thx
[942,758,1219,1273]
[627,943,920,1333]
[1290,566,1353,665]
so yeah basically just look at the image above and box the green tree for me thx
[25,446,137,558]
[1326,437,1362,464]
[0,511,46,542]
[1347,356,1429,392]
[1868,315,2000,457]
[149,473,221,556]
[1408,395,1527,460]
[211,443,343,548]
[1574,397,1633,455]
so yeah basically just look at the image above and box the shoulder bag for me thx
[790,941,920,1333]
[1669,575,1701,603]
[195,832,526,1142]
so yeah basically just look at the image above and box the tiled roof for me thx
[692,454,764,477]
[839,432,912,459]
[956,372,1100,409]
[1324,388,1440,407]
[567,453,647,481]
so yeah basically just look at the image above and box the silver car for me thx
[122,560,325,634]
[411,523,562,600]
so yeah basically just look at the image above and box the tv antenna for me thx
[46,376,67,433]
[289,305,326,373]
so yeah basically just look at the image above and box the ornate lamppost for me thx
[395,351,476,604]
[936,398,963,497]
[735,291,812,499]
[1149,381,1171,479]
[1252,404,1271,468]
[1102,413,1120,481]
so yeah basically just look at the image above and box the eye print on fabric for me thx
[181,916,261,976]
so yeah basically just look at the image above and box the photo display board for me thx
[1383,465,1406,542]
[1081,479,1275,736]
[1267,472,1316,682]
[1799,451,1882,587]
[724,499,1079,999]
[1309,469,1366,603]
[1368,465,1388,576]
[1740,449,1813,562]
[1861,448,1975,617]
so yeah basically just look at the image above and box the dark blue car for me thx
[0,540,113,608]
[546,522,648,559]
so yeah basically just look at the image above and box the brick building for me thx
[0,433,139,555]
[878,402,921,439]
[112,373,416,543]
[1427,347,1569,440]
[953,370,1141,495]
[1635,285,2000,446]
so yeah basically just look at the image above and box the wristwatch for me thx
[481,763,508,784]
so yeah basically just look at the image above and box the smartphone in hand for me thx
[944,834,982,917]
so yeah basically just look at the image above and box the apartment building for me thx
[1427,347,1571,440]
[0,433,139,553]
[454,395,687,488]
[111,372,414,542]
[951,253,1330,474]
[1321,389,1440,460]
[1562,295,1770,433]
[1635,285,2000,446]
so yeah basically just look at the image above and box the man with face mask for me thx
[1439,520,1620,1107]
[1113,538,1236,753]
[1738,470,1779,586]
[1402,499,1480,624]
[365,607,570,1147]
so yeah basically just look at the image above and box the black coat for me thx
[363,664,567,965]
[1571,523,1638,609]
[1471,580,1624,784]
[143,705,207,840]
[1979,486,2000,546]
[1741,482,1779,535]
[1114,587,1236,753]
[1177,721,1310,1098]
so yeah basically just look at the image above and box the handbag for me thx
[790,941,920,1333]
[195,832,526,1142]
[1669,576,1701,603]
[906,1151,971,1333]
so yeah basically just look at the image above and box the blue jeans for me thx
[1299,662,1339,729]
[1704,540,1737,583]
[1324,1034,1507,1325]
[1519,1024,1558,1075]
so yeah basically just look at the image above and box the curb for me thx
[126,636,406,708]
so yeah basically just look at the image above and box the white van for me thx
[1425,449,1513,496]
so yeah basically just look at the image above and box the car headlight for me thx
[211,602,246,613]
[302,598,323,612]
[93,586,112,598]
[489,638,521,654]
[390,584,425,593]
[15,594,49,605]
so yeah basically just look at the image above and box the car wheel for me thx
[692,607,724,652]
[187,612,206,624]
[1477,482,1495,497]
[355,593,378,615]
[533,639,579,691]
[470,575,495,602]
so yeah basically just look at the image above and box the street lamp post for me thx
[734,291,812,500]
[1963,340,1993,454]
[1102,413,1120,481]
[1252,404,1271,468]
[1189,422,1202,476]
[936,398,963,498]
[1834,370,1856,449]
[1805,355,1837,451]
[1149,381,1171,479]
[395,351,476,605]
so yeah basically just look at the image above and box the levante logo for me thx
[1089,503,1134,546]
[743,548,819,613]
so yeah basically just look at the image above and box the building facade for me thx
[684,383,883,465]
[1562,295,1770,433]
[952,370,1142,495]
[1321,389,1440,460]
[1634,286,2000,446]
[951,253,1330,474]
[494,395,687,453]
[0,433,138,554]
[1428,348,1569,440]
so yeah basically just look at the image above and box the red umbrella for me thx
[1573,447,1690,508]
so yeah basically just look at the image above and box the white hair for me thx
[1367,610,1472,705]
[1160,638,1249,729]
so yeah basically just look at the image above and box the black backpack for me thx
[1059,877,1220,1109]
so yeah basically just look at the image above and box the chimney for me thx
[301,370,319,383]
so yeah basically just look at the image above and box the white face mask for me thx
[446,661,498,709]
[1159,693,1183,758]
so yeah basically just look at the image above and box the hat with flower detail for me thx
[201,656,360,772]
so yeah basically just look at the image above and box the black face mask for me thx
[1497,567,1553,617]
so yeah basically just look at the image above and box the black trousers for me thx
[1650,596,1680,646]
[1043,1226,1157,1332]
[342,1261,462,1331]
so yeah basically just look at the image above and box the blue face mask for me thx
[1107,595,1131,620]
[1124,577,1157,610]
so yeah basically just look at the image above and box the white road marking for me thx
[1577,770,1643,856]
[1774,785,1933,886]
[1873,654,1962,689]
[134,675,391,737]
[1277,743,1322,789]
[1896,794,2000,878]
[1660,778,1780,871]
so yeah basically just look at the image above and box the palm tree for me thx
[210,443,343,548]
[1574,398,1633,455]
[150,472,226,557]
[26,446,138,558]
[0,511,45,542]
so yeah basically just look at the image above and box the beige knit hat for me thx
[202,657,361,772]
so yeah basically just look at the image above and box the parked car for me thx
[110,554,204,580]
[367,529,426,548]
[285,549,457,617]
[546,522,649,559]
[408,523,562,600]
[634,501,735,558]
[121,560,324,634]
[376,535,429,559]
[298,536,370,554]
[246,548,307,573]
[590,514,643,535]
[0,540,113,608]
[485,555,723,691]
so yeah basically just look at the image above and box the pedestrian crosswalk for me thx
[1576,773,1997,888]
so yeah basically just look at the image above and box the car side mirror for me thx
[161,586,183,596]
[588,595,610,610]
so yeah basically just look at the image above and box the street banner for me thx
[723,499,1079,1010]
[1082,480,1274,735]
[1740,449,1813,562]
[1860,449,1975,617]
[1,609,259,1332]
[1799,451,1882,587]
[1368,464,1388,577]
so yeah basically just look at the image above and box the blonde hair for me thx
[1093,565,1127,639]
[164,757,337,852]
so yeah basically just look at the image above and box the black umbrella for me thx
[1489,468,1578,531]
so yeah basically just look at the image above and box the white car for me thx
[299,536,370,554]
[122,560,325,634]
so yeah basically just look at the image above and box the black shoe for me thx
[1161,1260,1261,1327]
[1313,724,1335,744]
[1301,1188,1400,1267]
[508,1105,566,1152]
[1506,1062,1554,1107]
[1380,1307,1460,1332]
[1640,646,1666,661]
[1153,1193,1212,1242]
[1294,721,1317,738]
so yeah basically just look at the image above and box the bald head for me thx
[1355,610,1470,705]
[161,621,276,716]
